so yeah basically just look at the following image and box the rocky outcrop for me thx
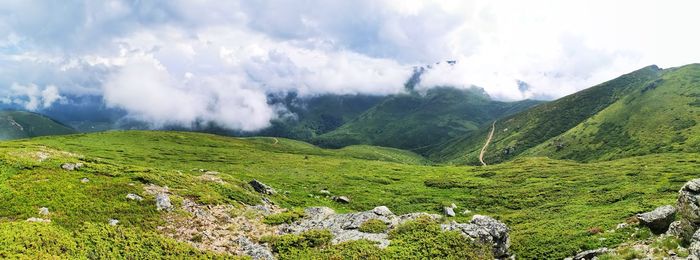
[636,205,676,234]
[249,179,276,195]
[441,215,510,258]
[667,219,698,242]
[237,237,274,260]
[679,179,700,224]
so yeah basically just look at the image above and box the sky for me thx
[1,0,699,131]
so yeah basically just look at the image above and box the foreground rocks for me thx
[636,205,676,234]
[249,180,276,195]
[442,215,511,258]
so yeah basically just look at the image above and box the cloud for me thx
[1,0,700,130]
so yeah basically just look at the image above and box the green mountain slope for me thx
[523,64,700,161]
[1,131,699,258]
[0,111,77,140]
[313,87,542,153]
[430,65,663,164]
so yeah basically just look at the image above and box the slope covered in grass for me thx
[314,87,542,154]
[0,111,77,140]
[430,65,664,165]
[1,131,697,258]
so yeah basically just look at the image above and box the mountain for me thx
[0,111,77,140]
[432,64,700,165]
[312,87,542,154]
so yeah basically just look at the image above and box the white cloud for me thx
[2,0,700,130]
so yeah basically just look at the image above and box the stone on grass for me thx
[61,163,83,171]
[109,219,119,226]
[39,207,49,216]
[26,217,50,223]
[444,207,456,217]
[332,196,351,204]
[126,193,144,201]
[80,178,90,183]
[572,247,610,260]
[249,179,276,195]
[636,205,676,234]
[156,193,173,211]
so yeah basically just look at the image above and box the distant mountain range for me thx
[2,63,698,165]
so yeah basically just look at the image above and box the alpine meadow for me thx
[2,1,700,259]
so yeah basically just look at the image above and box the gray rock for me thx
[332,196,351,204]
[108,219,119,226]
[80,178,90,183]
[61,163,83,171]
[38,207,49,216]
[237,236,274,260]
[26,217,50,223]
[373,206,393,216]
[442,215,510,258]
[126,193,144,201]
[156,193,173,211]
[690,229,700,257]
[249,179,276,195]
[667,219,698,242]
[572,247,610,260]
[444,206,456,217]
[679,179,700,224]
[636,205,676,234]
[319,189,331,195]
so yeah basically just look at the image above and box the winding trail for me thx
[479,121,496,166]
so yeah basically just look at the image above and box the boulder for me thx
[667,219,699,242]
[689,229,700,257]
[442,215,510,258]
[636,205,676,234]
[237,237,274,260]
[373,206,393,216]
[678,179,700,224]
[444,206,456,217]
[156,193,173,211]
[38,207,49,216]
[332,196,351,204]
[126,193,144,201]
[249,179,276,195]
[572,247,610,260]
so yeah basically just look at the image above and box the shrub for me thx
[386,217,492,259]
[262,229,333,254]
[358,219,388,233]
[263,208,305,225]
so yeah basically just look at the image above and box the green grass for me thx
[358,219,388,233]
[0,131,699,258]
[0,111,76,140]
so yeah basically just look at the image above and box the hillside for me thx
[1,131,699,258]
[0,111,77,140]
[430,65,664,164]
[313,87,542,153]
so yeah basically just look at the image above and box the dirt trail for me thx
[479,121,496,166]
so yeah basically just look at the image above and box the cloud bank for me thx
[1,0,700,130]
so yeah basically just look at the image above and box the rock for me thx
[451,203,457,209]
[636,205,676,234]
[572,247,610,260]
[156,193,173,211]
[667,219,698,242]
[126,193,144,201]
[26,217,50,223]
[442,215,510,258]
[80,178,90,183]
[237,237,274,260]
[444,206,456,217]
[38,207,49,216]
[332,196,351,203]
[61,163,83,171]
[319,189,331,195]
[109,219,119,226]
[679,179,700,224]
[249,179,276,195]
[616,223,628,229]
[373,206,393,216]
[690,229,700,257]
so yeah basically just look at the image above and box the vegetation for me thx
[0,131,696,258]
[358,219,388,233]
[263,208,305,225]
[0,111,76,140]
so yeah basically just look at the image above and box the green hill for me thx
[313,87,542,154]
[0,111,77,140]
[0,131,698,259]
[430,65,665,164]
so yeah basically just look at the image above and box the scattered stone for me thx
[109,219,119,226]
[38,207,49,216]
[441,215,511,258]
[236,237,274,260]
[332,196,351,204]
[319,189,331,195]
[80,178,90,183]
[61,162,83,171]
[126,193,144,201]
[249,179,276,195]
[572,247,610,260]
[616,223,628,229]
[156,193,173,211]
[444,206,456,217]
[26,217,50,223]
[636,205,676,234]
[678,179,700,224]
